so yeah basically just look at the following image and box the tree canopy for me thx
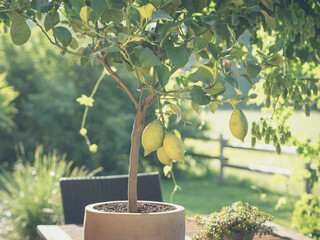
[1,0,319,150]
[1,0,319,212]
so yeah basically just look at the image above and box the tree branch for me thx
[98,55,139,109]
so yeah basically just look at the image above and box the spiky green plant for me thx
[0,145,101,240]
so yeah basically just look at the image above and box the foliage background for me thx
[0,31,207,174]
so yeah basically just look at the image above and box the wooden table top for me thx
[37,219,311,240]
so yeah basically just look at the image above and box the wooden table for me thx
[37,220,311,240]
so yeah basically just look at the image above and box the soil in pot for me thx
[93,201,176,213]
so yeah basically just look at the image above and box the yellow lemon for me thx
[229,109,248,143]
[141,119,164,156]
[157,146,172,166]
[163,133,185,163]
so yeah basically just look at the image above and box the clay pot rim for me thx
[85,200,185,216]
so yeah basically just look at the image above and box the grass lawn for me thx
[161,174,297,230]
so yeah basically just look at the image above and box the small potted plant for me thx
[193,201,273,240]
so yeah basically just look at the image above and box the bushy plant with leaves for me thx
[290,138,320,239]
[0,0,319,212]
[0,145,100,240]
[292,193,320,239]
[193,201,273,240]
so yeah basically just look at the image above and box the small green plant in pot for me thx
[193,201,274,240]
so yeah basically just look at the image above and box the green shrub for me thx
[292,193,320,239]
[193,201,273,240]
[0,145,101,240]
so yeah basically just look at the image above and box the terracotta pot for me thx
[84,201,185,240]
[224,231,255,240]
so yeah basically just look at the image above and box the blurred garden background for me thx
[0,28,320,240]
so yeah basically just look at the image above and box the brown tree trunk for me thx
[128,109,146,212]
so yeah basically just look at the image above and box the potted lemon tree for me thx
[1,0,319,239]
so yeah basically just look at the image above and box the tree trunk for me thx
[128,109,145,212]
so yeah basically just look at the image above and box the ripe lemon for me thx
[229,109,248,142]
[141,119,164,156]
[163,133,185,163]
[157,146,172,166]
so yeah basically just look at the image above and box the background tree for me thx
[0,72,18,131]
[0,0,319,213]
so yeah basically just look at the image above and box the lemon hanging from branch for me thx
[157,146,172,166]
[163,133,185,163]
[141,119,164,156]
[229,109,248,143]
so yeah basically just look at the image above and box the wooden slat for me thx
[225,143,297,155]
[37,225,72,240]
[186,152,228,161]
[224,164,291,176]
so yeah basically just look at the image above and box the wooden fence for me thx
[186,134,312,193]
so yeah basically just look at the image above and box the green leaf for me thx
[207,42,221,60]
[128,5,141,23]
[229,47,248,57]
[71,0,85,14]
[31,0,43,10]
[261,10,276,30]
[69,37,79,50]
[39,2,53,13]
[225,75,238,88]
[191,63,215,82]
[240,74,254,85]
[190,86,211,105]
[10,14,31,45]
[246,60,261,78]
[226,24,236,42]
[80,6,92,24]
[156,64,170,87]
[268,40,284,54]
[101,9,123,23]
[109,0,126,9]
[163,165,171,176]
[53,27,72,47]
[118,33,130,43]
[137,3,155,20]
[191,101,200,114]
[256,50,268,60]
[139,47,161,67]
[170,104,182,124]
[150,10,173,22]
[266,55,283,66]
[91,0,108,14]
[80,47,91,66]
[231,0,243,6]
[165,45,190,68]
[189,68,212,84]
[206,82,225,95]
[261,0,273,11]
[232,11,239,26]
[248,5,260,12]
[100,46,120,53]
[234,88,242,96]
[44,12,60,31]
[210,101,218,114]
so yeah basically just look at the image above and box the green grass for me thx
[161,174,297,229]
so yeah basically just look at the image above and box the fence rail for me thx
[186,134,312,193]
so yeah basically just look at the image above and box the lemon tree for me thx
[1,0,319,213]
